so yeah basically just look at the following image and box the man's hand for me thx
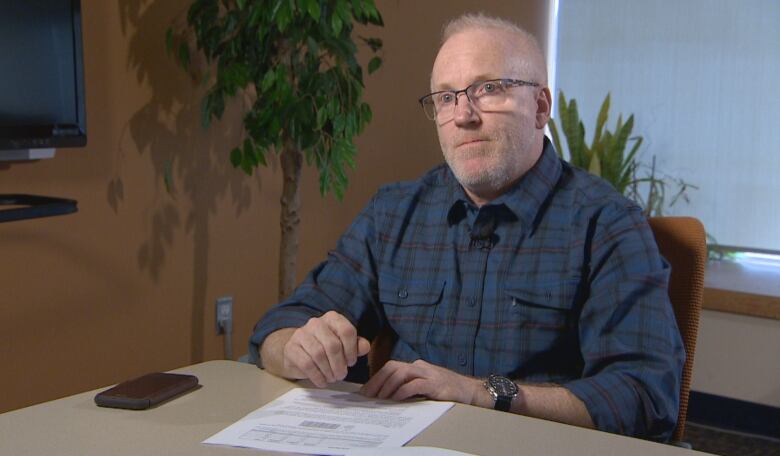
[276,311,370,388]
[359,360,594,429]
[360,359,483,405]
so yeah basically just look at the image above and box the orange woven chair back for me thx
[648,216,707,442]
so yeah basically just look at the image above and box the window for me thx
[553,0,780,251]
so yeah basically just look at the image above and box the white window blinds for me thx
[554,0,780,251]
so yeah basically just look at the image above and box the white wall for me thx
[693,310,780,408]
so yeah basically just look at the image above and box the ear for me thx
[535,86,552,129]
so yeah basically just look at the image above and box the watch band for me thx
[494,394,513,412]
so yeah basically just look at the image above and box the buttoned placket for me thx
[449,206,494,375]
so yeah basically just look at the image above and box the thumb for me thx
[357,337,371,357]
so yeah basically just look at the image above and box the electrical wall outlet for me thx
[215,296,233,334]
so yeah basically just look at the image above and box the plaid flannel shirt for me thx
[250,138,684,441]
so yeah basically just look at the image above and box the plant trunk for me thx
[279,143,302,301]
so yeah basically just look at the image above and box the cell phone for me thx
[94,372,199,410]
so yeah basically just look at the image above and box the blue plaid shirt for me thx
[250,138,684,441]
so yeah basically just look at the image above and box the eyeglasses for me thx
[418,78,540,122]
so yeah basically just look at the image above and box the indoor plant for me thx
[167,0,384,299]
[549,91,694,217]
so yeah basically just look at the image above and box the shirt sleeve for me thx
[562,203,685,441]
[248,194,383,366]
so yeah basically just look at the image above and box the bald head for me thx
[434,13,548,88]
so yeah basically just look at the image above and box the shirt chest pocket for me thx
[502,281,578,342]
[378,275,446,353]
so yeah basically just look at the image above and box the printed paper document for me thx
[203,388,454,455]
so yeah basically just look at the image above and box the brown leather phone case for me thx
[94,372,199,410]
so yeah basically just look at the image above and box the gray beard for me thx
[442,133,527,196]
[445,153,515,192]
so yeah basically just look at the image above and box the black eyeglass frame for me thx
[418,78,540,120]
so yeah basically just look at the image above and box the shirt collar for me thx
[446,137,562,231]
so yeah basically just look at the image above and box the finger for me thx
[324,313,359,367]
[361,361,400,397]
[392,378,429,401]
[357,337,371,357]
[377,364,415,399]
[312,320,349,381]
[296,330,337,383]
[286,342,328,388]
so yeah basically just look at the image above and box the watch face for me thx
[489,375,518,396]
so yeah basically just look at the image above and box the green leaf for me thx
[326,98,338,119]
[316,104,328,129]
[368,56,382,74]
[237,0,247,10]
[345,112,356,137]
[165,28,174,55]
[248,4,264,25]
[242,138,255,165]
[221,63,251,95]
[256,146,268,166]
[331,13,343,35]
[562,106,582,164]
[163,159,174,193]
[361,36,383,52]
[276,1,292,31]
[363,0,383,25]
[360,102,372,125]
[588,151,602,176]
[230,147,242,167]
[261,69,276,92]
[303,0,321,21]
[177,42,191,68]
[558,92,587,170]
[335,0,351,24]
[240,157,254,175]
[592,93,610,148]
[333,114,345,135]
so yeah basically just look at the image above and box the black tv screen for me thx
[0,0,86,151]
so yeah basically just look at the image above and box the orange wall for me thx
[0,0,548,412]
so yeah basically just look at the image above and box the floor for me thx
[685,422,780,456]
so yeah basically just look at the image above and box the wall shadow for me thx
[118,0,259,363]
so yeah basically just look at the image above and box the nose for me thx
[453,92,480,126]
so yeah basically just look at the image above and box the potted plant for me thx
[167,0,384,299]
[549,91,695,217]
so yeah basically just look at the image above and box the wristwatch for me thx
[484,373,518,412]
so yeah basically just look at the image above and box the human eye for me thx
[436,92,456,104]
[474,80,504,97]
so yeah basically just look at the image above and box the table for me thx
[0,360,711,455]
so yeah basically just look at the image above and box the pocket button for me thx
[397,287,408,299]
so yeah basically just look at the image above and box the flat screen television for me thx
[0,0,86,159]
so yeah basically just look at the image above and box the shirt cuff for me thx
[563,373,639,438]
[248,311,314,367]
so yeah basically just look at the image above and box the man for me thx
[250,13,684,441]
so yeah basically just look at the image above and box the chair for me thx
[368,216,707,443]
[648,216,707,442]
